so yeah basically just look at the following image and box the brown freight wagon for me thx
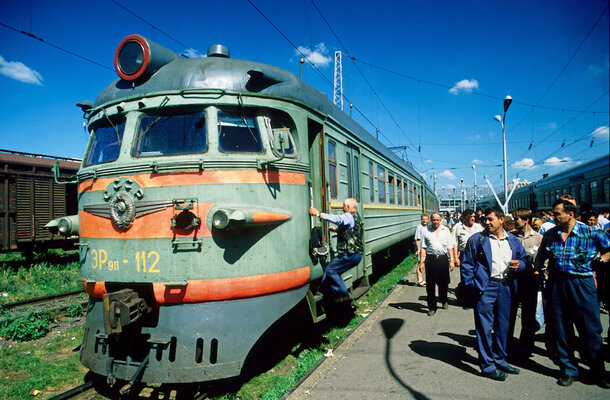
[0,149,80,254]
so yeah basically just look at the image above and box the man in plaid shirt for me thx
[535,199,610,388]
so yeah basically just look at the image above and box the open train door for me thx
[306,118,328,322]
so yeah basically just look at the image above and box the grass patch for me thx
[217,254,417,400]
[0,310,50,342]
[0,252,81,306]
[0,324,87,399]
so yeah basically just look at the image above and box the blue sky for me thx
[1,0,608,200]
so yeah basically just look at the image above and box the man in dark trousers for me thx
[535,199,610,388]
[309,198,363,318]
[418,212,457,316]
[461,207,526,381]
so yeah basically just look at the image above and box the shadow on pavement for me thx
[381,318,432,400]
[409,340,480,376]
[388,302,429,314]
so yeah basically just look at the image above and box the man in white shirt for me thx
[453,209,484,266]
[415,213,429,286]
[419,212,457,316]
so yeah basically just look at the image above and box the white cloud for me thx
[544,122,558,130]
[439,170,456,179]
[489,131,495,138]
[590,125,609,141]
[468,134,481,141]
[588,57,609,75]
[296,43,332,67]
[545,157,571,167]
[511,158,535,170]
[0,55,43,85]
[425,159,433,163]
[472,159,484,164]
[445,184,456,190]
[183,48,204,58]
[449,79,479,95]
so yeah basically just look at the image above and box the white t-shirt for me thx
[420,225,456,256]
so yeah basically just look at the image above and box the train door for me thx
[308,119,328,242]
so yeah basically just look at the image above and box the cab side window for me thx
[218,112,263,153]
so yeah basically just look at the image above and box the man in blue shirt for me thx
[535,199,610,388]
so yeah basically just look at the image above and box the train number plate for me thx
[90,249,160,273]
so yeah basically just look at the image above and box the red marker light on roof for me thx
[114,34,178,82]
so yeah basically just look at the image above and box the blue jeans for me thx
[549,276,604,377]
[321,253,362,298]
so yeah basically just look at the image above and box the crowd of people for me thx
[310,196,609,388]
[416,197,610,387]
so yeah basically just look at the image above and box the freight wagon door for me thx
[307,119,328,242]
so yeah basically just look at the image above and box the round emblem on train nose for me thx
[110,192,135,229]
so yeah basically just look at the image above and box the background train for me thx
[0,149,80,254]
[477,154,609,212]
[56,34,437,387]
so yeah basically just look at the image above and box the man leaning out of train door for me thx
[309,198,363,322]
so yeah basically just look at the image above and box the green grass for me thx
[219,254,417,400]
[0,252,415,399]
[0,324,87,399]
[0,251,80,306]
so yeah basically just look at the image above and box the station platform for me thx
[285,267,609,400]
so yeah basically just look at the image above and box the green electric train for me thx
[55,34,438,386]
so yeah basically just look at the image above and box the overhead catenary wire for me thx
[352,57,608,115]
[110,0,192,51]
[0,21,114,72]
[508,3,609,132]
[246,0,398,147]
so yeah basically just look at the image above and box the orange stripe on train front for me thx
[78,170,306,193]
[82,279,107,298]
[79,203,213,239]
[81,267,310,303]
[251,211,291,223]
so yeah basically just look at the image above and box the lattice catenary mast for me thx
[333,51,343,110]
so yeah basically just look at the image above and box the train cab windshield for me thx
[85,114,125,166]
[134,110,207,157]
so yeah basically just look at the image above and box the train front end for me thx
[76,35,314,384]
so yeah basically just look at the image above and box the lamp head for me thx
[503,95,512,112]
[494,115,502,123]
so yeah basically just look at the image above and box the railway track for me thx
[2,289,86,312]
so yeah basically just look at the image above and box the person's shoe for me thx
[427,310,436,316]
[418,280,426,287]
[483,369,507,381]
[557,375,575,387]
[441,302,449,310]
[498,364,520,374]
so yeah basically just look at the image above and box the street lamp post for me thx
[460,179,464,212]
[472,164,477,211]
[493,95,513,213]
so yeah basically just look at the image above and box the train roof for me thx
[535,153,609,188]
[0,150,81,171]
[93,52,428,187]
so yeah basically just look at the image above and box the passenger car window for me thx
[85,114,126,166]
[218,112,263,153]
[134,111,207,157]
